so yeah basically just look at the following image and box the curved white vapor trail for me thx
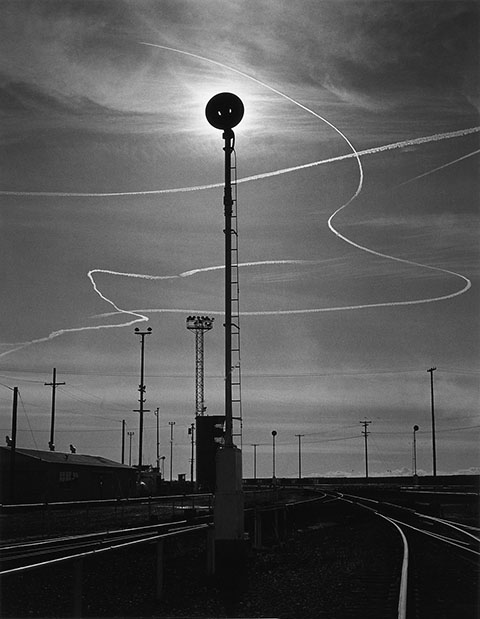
[396,148,480,188]
[0,44,474,358]
[0,129,477,198]
[0,261,313,358]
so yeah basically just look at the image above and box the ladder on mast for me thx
[229,148,243,448]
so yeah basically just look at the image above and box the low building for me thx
[0,446,136,504]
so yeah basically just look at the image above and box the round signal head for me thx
[205,92,244,129]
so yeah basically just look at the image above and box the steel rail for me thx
[328,491,409,619]
[1,519,187,551]
[377,514,409,619]
[385,516,480,557]
[0,523,209,577]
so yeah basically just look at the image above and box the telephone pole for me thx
[45,368,65,451]
[295,434,304,480]
[133,327,152,468]
[360,420,371,478]
[427,367,437,477]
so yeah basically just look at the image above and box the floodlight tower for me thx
[205,92,245,587]
[186,316,214,416]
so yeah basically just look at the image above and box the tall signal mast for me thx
[186,316,214,416]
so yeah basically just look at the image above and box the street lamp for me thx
[271,430,277,481]
[413,425,419,476]
[160,455,166,479]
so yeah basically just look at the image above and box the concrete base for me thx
[214,538,248,607]
[214,445,244,540]
[214,445,246,606]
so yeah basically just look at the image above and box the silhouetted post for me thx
[10,386,18,502]
[134,327,152,468]
[295,434,304,480]
[251,444,258,481]
[45,368,65,451]
[360,420,371,478]
[188,422,195,484]
[428,367,437,477]
[121,420,126,464]
[128,431,134,466]
[169,421,175,482]
[413,425,419,476]
[154,407,160,471]
[271,430,277,480]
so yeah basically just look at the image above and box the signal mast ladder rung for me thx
[229,152,242,449]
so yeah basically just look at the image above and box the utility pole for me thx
[154,407,160,471]
[127,431,135,466]
[251,444,258,481]
[10,386,18,502]
[45,368,65,451]
[428,367,437,477]
[295,434,304,480]
[360,420,371,478]
[133,327,152,468]
[121,420,126,464]
[169,421,175,482]
[188,422,195,484]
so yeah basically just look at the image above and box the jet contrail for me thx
[0,43,474,359]
[396,148,480,188]
[1,127,477,198]
[0,261,314,358]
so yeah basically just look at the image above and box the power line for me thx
[18,392,38,449]
[4,367,479,379]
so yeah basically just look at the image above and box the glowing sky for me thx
[1,0,479,479]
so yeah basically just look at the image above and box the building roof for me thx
[2,447,132,469]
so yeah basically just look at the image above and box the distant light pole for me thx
[169,421,175,482]
[271,430,277,480]
[127,431,135,467]
[160,455,166,479]
[9,386,18,502]
[413,425,419,476]
[121,420,126,464]
[251,444,258,481]
[154,407,160,471]
[134,327,152,468]
[295,434,304,480]
[427,367,437,477]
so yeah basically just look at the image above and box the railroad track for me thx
[0,518,209,574]
[327,491,480,618]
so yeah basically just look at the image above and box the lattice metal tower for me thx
[186,315,214,416]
